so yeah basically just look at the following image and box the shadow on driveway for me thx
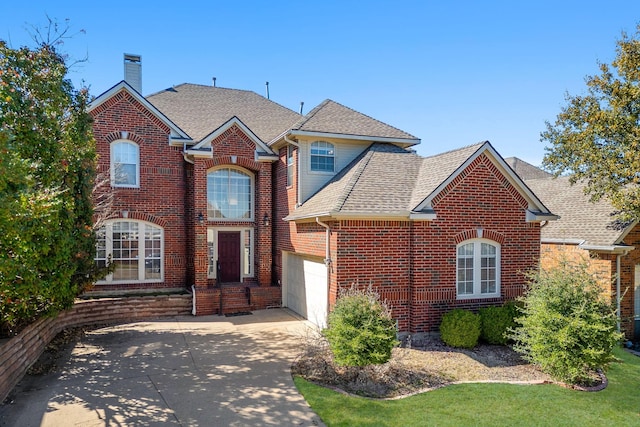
[0,309,324,426]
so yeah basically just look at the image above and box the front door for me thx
[218,231,241,282]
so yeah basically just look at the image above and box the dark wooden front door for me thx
[218,231,241,282]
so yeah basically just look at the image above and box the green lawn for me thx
[294,348,640,426]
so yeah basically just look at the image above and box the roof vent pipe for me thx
[124,54,142,94]
[212,77,216,87]
[300,101,304,115]
[265,81,270,99]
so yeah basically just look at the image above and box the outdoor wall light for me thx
[263,213,270,227]
[197,212,204,224]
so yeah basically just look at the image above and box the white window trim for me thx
[96,220,164,284]
[309,140,336,175]
[207,166,255,222]
[287,144,294,187]
[207,227,255,280]
[110,140,140,188]
[456,238,501,299]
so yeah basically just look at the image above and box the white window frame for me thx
[207,166,255,221]
[309,141,335,174]
[207,227,255,280]
[456,238,501,299]
[110,140,140,188]
[96,220,164,284]
[287,144,294,187]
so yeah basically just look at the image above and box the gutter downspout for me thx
[616,254,625,333]
[284,134,302,208]
[316,217,332,325]
[191,285,196,316]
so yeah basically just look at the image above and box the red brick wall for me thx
[190,125,276,313]
[332,153,540,333]
[540,224,640,340]
[0,295,191,403]
[90,89,188,293]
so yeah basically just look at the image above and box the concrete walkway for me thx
[0,309,325,426]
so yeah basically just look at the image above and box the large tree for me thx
[0,35,102,336]
[542,25,640,222]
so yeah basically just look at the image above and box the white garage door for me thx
[284,254,328,328]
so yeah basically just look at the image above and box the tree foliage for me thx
[323,286,398,367]
[0,34,102,336]
[510,259,622,385]
[542,25,640,221]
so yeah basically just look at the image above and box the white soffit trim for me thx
[193,116,276,155]
[578,244,635,254]
[88,81,192,142]
[288,130,420,147]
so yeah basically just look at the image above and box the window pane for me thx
[113,143,138,186]
[244,229,252,276]
[207,229,216,278]
[310,141,335,172]
[207,168,252,219]
[144,224,162,280]
[112,221,139,280]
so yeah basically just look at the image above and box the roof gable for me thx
[412,142,554,220]
[146,84,301,144]
[88,81,191,143]
[285,99,420,146]
[190,116,276,157]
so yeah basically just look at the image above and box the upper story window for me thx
[287,144,294,186]
[96,220,163,283]
[111,140,139,187]
[207,167,254,220]
[456,239,500,299]
[310,141,335,173]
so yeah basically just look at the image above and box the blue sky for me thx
[2,1,640,165]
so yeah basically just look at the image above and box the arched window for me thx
[310,141,335,172]
[207,167,254,220]
[456,239,500,299]
[111,140,139,187]
[96,220,163,283]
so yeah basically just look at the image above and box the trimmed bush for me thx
[440,309,481,349]
[323,286,398,367]
[479,302,518,345]
[511,260,623,384]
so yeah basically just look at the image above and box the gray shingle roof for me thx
[525,176,628,246]
[286,143,486,220]
[146,84,302,143]
[410,143,485,209]
[291,99,419,141]
[504,157,553,180]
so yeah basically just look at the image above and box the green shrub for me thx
[511,260,623,384]
[479,302,518,345]
[323,286,398,367]
[440,309,481,348]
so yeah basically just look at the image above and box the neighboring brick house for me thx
[508,157,639,340]
[87,56,555,334]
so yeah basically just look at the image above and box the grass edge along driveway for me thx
[294,348,640,427]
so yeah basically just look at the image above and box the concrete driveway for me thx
[0,309,324,426]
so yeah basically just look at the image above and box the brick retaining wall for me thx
[0,294,192,403]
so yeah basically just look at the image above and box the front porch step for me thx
[220,284,253,314]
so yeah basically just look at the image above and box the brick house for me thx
[87,56,555,334]
[509,158,639,340]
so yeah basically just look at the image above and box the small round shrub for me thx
[439,309,481,348]
[323,286,398,367]
[479,302,518,345]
